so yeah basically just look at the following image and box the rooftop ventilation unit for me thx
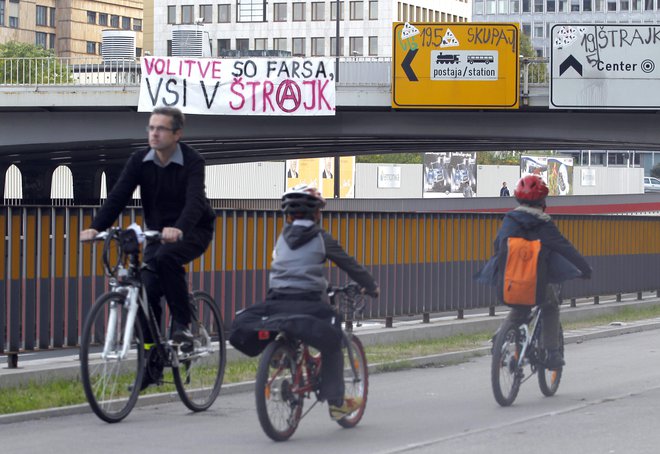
[172,25,212,57]
[102,30,136,62]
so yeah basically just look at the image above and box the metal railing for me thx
[0,56,549,89]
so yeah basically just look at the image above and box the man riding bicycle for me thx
[80,106,216,390]
[263,184,378,419]
[477,175,592,369]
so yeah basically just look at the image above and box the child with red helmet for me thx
[477,175,592,369]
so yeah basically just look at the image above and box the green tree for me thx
[356,153,422,164]
[520,34,547,83]
[0,41,73,84]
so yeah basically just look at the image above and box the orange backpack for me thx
[502,237,542,306]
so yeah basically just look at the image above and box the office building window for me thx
[292,37,305,56]
[608,0,616,9]
[99,13,107,26]
[133,18,142,31]
[0,1,4,27]
[572,0,581,10]
[49,33,55,49]
[217,39,230,52]
[499,0,508,13]
[9,16,18,27]
[49,7,55,26]
[311,37,324,56]
[136,48,142,57]
[368,36,378,55]
[168,6,176,24]
[522,23,531,36]
[487,0,496,13]
[181,5,193,23]
[312,2,325,21]
[110,15,119,27]
[36,31,47,48]
[583,0,593,9]
[620,0,630,9]
[238,0,266,22]
[534,24,543,37]
[293,2,305,20]
[36,5,48,25]
[534,0,544,10]
[644,0,653,9]
[350,1,364,19]
[255,38,267,50]
[273,37,287,51]
[274,3,286,21]
[167,40,172,56]
[331,1,345,20]
[546,0,555,11]
[122,17,130,30]
[236,38,249,51]
[558,0,568,9]
[475,0,485,13]
[87,41,96,54]
[87,11,96,24]
[349,36,363,56]
[218,4,230,22]
[200,4,212,22]
[369,0,378,19]
[522,0,531,11]
[330,37,344,55]
[312,2,324,19]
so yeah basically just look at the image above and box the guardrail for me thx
[1,204,659,364]
[0,56,549,90]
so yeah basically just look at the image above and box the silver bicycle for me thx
[79,227,226,423]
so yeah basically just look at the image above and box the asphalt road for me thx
[3,328,660,454]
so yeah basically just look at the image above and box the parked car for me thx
[643,176,660,193]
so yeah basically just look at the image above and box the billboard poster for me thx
[423,152,477,198]
[520,156,573,196]
[285,156,355,198]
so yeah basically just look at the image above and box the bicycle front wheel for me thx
[173,291,226,412]
[491,320,523,407]
[80,292,144,423]
[255,340,302,442]
[538,323,564,397]
[335,333,368,428]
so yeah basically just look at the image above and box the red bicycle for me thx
[254,283,369,441]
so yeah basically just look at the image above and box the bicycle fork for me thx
[102,286,140,361]
[516,311,541,369]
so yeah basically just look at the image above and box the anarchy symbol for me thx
[276,80,302,113]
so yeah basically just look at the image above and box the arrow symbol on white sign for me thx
[559,55,583,76]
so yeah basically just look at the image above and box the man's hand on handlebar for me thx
[363,286,380,298]
[161,227,183,243]
[80,228,99,242]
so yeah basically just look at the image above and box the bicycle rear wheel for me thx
[335,334,368,428]
[173,291,226,412]
[538,323,564,397]
[255,340,302,441]
[80,292,144,423]
[491,320,523,407]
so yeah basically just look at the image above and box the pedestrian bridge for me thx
[1,57,659,202]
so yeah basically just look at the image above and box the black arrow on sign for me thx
[402,49,418,81]
[559,55,583,76]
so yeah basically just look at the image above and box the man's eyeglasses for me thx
[146,125,176,134]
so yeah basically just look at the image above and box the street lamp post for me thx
[334,0,341,198]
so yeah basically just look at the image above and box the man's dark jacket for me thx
[91,143,215,234]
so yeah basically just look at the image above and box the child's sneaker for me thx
[329,396,363,420]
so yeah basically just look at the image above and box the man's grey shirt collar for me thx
[143,144,184,167]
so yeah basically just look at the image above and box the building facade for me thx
[472,0,660,56]
[150,0,472,58]
[0,0,143,58]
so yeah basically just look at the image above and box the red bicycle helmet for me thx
[281,184,326,216]
[514,175,548,206]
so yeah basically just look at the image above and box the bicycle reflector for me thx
[258,330,270,340]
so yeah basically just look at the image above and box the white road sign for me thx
[550,24,660,109]
[429,50,499,80]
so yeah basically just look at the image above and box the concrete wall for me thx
[354,163,422,198]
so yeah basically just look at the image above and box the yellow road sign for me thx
[392,23,520,109]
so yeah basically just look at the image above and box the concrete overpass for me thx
[1,58,659,202]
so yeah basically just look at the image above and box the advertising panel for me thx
[423,152,477,198]
[285,156,355,198]
[520,156,574,196]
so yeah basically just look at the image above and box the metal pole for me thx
[334,155,340,198]
[335,0,340,83]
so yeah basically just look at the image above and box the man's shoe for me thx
[172,321,195,353]
[545,349,565,370]
[130,348,164,392]
[329,396,363,420]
